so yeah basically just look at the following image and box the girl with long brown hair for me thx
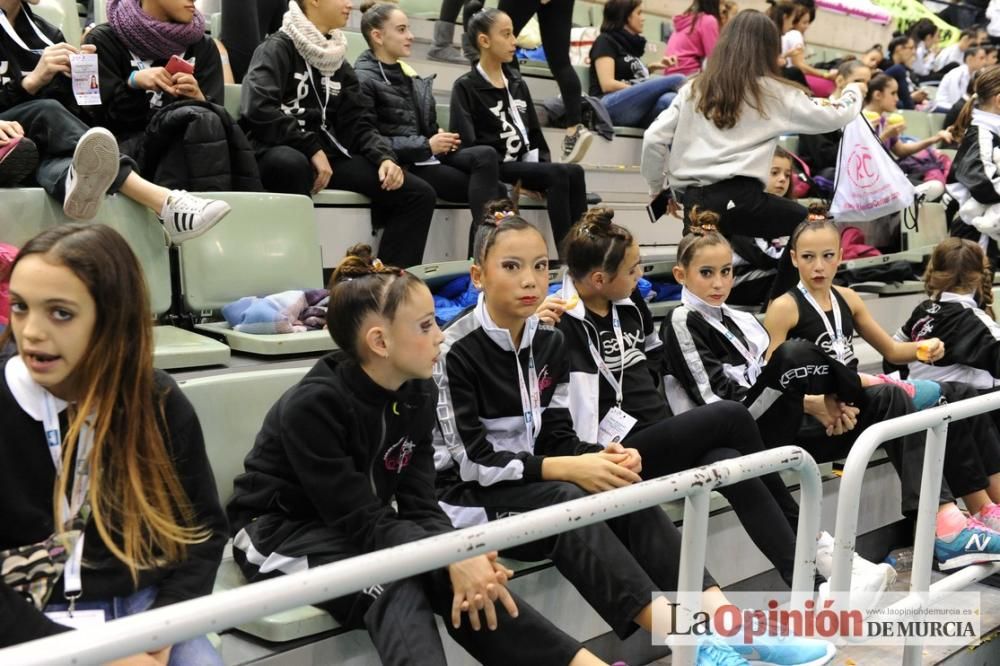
[641,9,865,303]
[0,224,227,664]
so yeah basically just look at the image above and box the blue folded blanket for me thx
[223,288,329,334]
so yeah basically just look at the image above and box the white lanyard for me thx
[0,7,54,54]
[797,281,848,362]
[476,63,531,148]
[586,305,627,407]
[513,344,542,448]
[41,393,93,606]
[682,289,763,383]
[306,63,350,157]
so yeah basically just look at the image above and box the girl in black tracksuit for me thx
[240,0,435,267]
[226,248,604,666]
[450,9,587,247]
[433,213,836,665]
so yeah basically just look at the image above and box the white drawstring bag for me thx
[829,114,915,222]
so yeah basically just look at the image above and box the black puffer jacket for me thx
[354,50,439,165]
[144,100,262,192]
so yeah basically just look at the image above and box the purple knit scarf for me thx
[107,0,206,62]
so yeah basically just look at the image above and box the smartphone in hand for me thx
[165,55,194,76]
[646,190,672,224]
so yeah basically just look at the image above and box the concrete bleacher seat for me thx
[0,189,231,369]
[177,193,336,356]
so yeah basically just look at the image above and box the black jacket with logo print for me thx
[449,63,550,164]
[227,352,453,556]
[0,4,78,114]
[239,31,395,166]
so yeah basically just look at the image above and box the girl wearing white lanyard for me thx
[766,217,1000,572]
[0,224,227,663]
[434,210,837,665]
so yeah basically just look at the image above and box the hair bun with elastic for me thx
[581,207,614,229]
[687,206,720,235]
[332,244,400,285]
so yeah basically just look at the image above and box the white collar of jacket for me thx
[972,108,1000,137]
[680,287,769,361]
[4,354,67,422]
[939,291,979,308]
[557,273,634,322]
[474,292,539,352]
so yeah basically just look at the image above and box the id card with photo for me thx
[46,609,106,630]
[597,406,637,446]
[70,53,101,106]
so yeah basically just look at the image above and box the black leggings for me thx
[625,401,800,587]
[499,0,582,125]
[409,145,506,225]
[682,176,807,302]
[439,0,466,21]
[256,146,437,267]
[499,160,587,246]
[221,0,286,82]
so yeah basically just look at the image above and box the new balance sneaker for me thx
[696,635,750,665]
[935,517,1000,571]
[159,190,231,245]
[815,531,896,611]
[63,127,119,220]
[0,135,39,187]
[733,634,835,666]
[562,124,594,164]
[975,504,1000,534]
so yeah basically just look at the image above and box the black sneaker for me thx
[0,136,39,187]
[562,124,594,164]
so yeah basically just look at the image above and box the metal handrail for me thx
[0,446,823,666]
[829,390,1000,665]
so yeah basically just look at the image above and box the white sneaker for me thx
[159,190,231,245]
[63,127,119,221]
[815,532,896,614]
[914,180,945,202]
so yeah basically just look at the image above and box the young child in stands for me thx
[0,224,227,661]
[641,9,864,302]
[862,74,950,199]
[946,64,1000,272]
[84,0,260,193]
[535,205,895,603]
[0,0,230,240]
[766,218,1000,570]
[227,245,612,666]
[433,211,838,665]
[241,0,435,267]
[450,8,587,248]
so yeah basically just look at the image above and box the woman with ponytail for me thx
[0,224,226,663]
[945,64,1000,272]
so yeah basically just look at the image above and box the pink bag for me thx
[840,226,881,260]
[0,243,18,327]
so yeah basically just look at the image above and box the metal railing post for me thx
[791,448,823,612]
[674,489,712,666]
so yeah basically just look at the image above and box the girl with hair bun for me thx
[0,224,227,662]
[434,211,837,665]
[228,245,608,666]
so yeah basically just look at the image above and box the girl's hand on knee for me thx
[378,160,404,191]
[448,555,519,631]
[311,150,333,194]
[604,441,642,474]
[0,120,24,144]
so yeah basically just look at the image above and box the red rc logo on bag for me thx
[830,115,915,222]
[847,146,880,190]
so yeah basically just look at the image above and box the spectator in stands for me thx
[988,45,999,65]
[0,223,227,659]
[934,27,979,73]
[589,0,685,129]
[0,0,231,241]
[945,63,1000,272]
[883,34,929,110]
[908,18,941,81]
[663,0,720,77]
[354,4,504,253]
[241,0,436,268]
[451,9,587,248]
[227,246,613,666]
[428,0,475,64]
[798,60,873,184]
[534,206,895,604]
[495,0,595,163]
[767,0,837,97]
[642,10,864,302]
[219,0,285,82]
[863,74,951,198]
[766,219,1000,571]
[944,70,979,136]
[934,46,988,111]
[85,0,262,194]
[861,44,884,71]
[434,212,838,666]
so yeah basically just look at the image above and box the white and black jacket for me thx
[433,295,602,487]
[449,63,551,164]
[893,292,1000,389]
[0,3,76,113]
[240,32,395,165]
[946,109,1000,216]
[660,292,770,415]
[551,276,664,443]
